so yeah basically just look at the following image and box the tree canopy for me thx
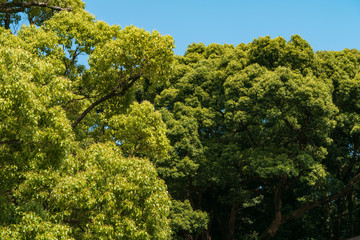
[1,1,173,239]
[155,38,360,239]
[1,1,360,240]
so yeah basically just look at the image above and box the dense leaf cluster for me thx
[0,2,173,239]
[154,38,360,239]
[1,1,360,240]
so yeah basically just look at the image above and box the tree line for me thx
[1,1,360,239]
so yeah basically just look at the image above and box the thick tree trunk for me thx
[260,175,287,240]
[228,202,240,240]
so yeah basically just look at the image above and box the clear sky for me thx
[84,0,360,55]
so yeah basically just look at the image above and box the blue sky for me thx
[84,0,360,55]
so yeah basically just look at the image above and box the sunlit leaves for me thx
[109,101,170,161]
[0,212,74,240]
[0,4,174,239]
[51,143,171,239]
[0,36,73,168]
[88,25,174,95]
[6,143,172,239]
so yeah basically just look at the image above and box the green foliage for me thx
[2,2,360,239]
[154,35,360,239]
[54,143,171,239]
[0,0,85,30]
[87,25,174,96]
[248,35,315,74]
[108,101,170,160]
[0,212,74,240]
[224,65,337,179]
[170,200,208,239]
[0,3,174,239]
[2,143,171,239]
[0,28,73,169]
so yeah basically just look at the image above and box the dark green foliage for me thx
[155,37,360,240]
[2,2,360,239]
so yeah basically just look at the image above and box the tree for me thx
[0,1,175,239]
[156,42,256,239]
[3,1,360,239]
[155,37,360,240]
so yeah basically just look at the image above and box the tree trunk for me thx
[185,232,193,240]
[348,189,354,236]
[4,13,10,29]
[228,202,240,240]
[215,212,227,240]
[260,175,287,240]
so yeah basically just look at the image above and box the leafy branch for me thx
[0,1,72,14]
